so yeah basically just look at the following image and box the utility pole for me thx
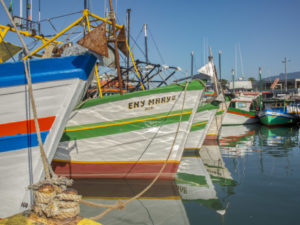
[282,57,290,92]
[218,50,222,80]
[190,51,194,76]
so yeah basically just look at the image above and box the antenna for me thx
[238,43,245,79]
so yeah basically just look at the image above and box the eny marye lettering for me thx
[128,95,176,110]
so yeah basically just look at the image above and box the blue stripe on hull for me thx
[0,131,49,152]
[0,54,96,88]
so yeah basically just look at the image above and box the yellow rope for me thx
[80,81,190,221]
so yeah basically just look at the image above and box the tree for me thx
[220,79,228,86]
[248,77,256,82]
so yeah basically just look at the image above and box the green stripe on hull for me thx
[216,110,224,115]
[210,175,236,186]
[65,108,192,131]
[77,80,204,109]
[61,111,191,141]
[176,173,208,186]
[260,115,293,126]
[197,102,219,113]
[190,120,208,132]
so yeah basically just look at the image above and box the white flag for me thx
[197,61,214,77]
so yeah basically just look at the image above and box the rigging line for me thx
[40,11,82,22]
[0,32,16,62]
[134,25,144,44]
[42,31,82,38]
[130,34,146,59]
[47,19,58,33]
[147,25,165,64]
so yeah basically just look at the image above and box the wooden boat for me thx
[222,96,258,125]
[258,99,297,126]
[52,80,204,179]
[0,54,96,218]
[184,101,218,151]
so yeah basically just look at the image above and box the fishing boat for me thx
[184,102,218,151]
[222,95,258,125]
[52,80,204,179]
[184,60,220,151]
[0,54,96,218]
[258,99,297,126]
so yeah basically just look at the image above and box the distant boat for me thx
[0,54,96,218]
[258,99,297,126]
[222,96,258,125]
[52,80,204,179]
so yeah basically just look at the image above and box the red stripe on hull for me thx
[0,116,55,137]
[227,110,255,118]
[52,161,179,180]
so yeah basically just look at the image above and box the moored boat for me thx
[222,96,258,125]
[52,80,204,179]
[0,54,96,218]
[258,99,296,126]
[184,101,218,151]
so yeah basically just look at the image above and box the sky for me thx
[1,0,300,81]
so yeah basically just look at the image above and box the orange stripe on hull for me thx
[0,116,55,137]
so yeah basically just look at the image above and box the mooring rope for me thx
[80,81,190,221]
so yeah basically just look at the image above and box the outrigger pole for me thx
[109,0,123,95]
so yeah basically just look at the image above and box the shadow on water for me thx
[74,124,300,225]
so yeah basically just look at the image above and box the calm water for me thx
[75,125,300,225]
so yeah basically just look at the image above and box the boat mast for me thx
[232,69,235,94]
[109,0,123,95]
[126,8,131,91]
[218,50,222,80]
[144,24,148,63]
[259,67,262,111]
[190,51,194,76]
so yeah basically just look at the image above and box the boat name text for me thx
[128,95,176,110]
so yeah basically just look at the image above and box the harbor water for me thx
[75,125,300,225]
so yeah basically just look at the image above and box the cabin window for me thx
[237,102,247,108]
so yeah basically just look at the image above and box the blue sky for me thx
[1,0,300,81]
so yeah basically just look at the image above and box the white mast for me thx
[20,0,22,18]
[238,43,245,79]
